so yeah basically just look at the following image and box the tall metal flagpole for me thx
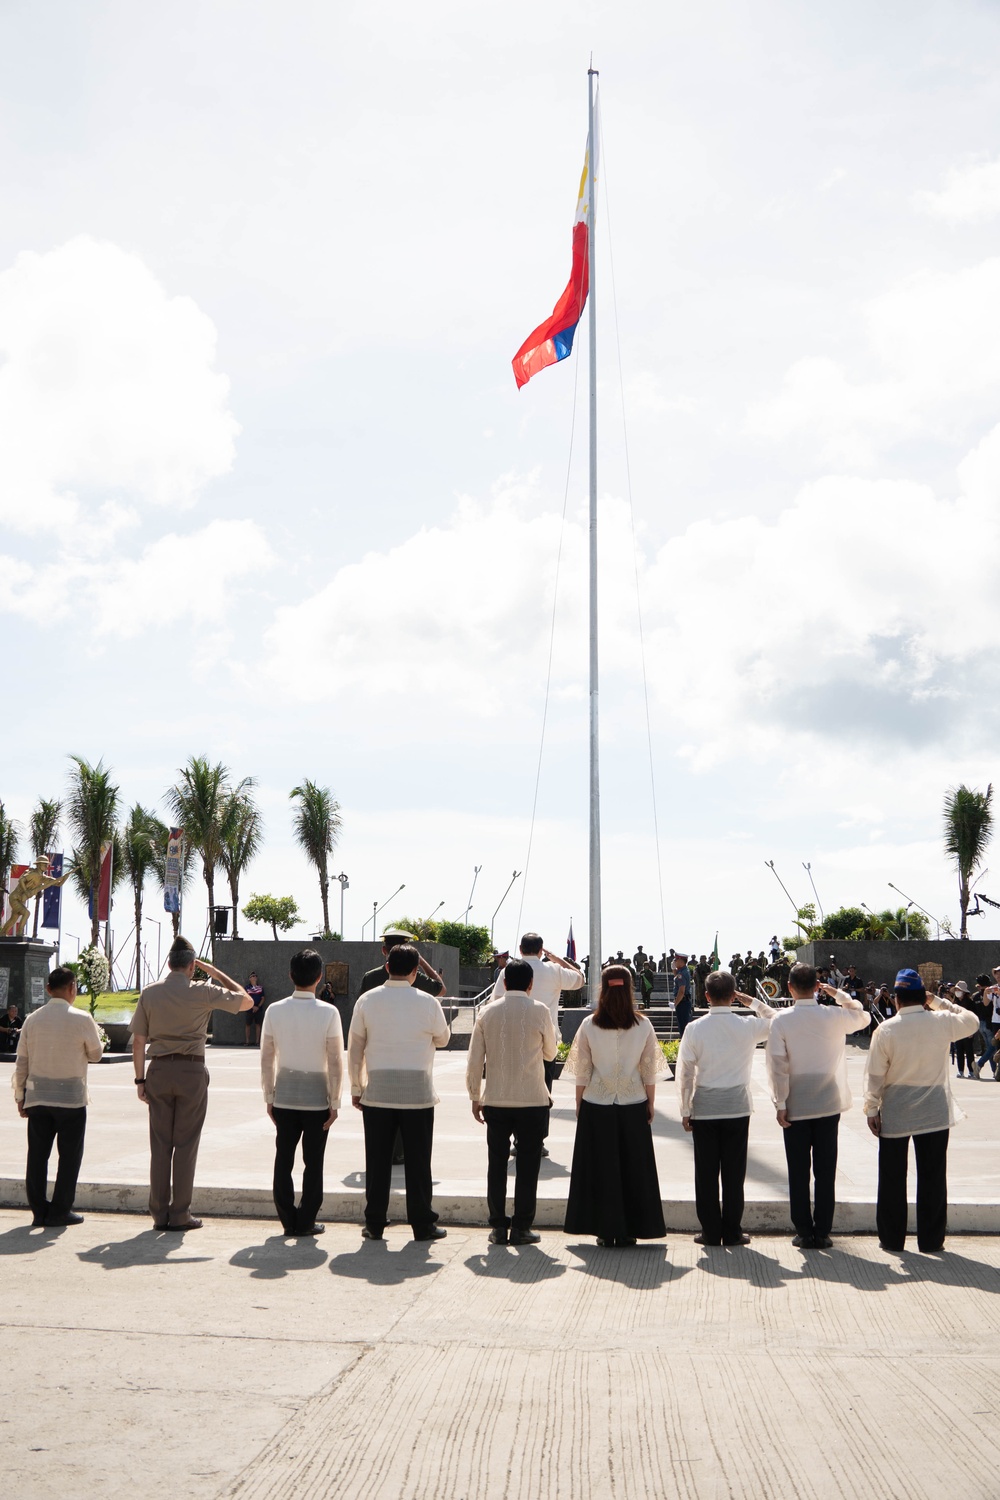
[587,66,602,1007]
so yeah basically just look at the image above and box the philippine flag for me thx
[566,921,577,962]
[512,119,598,389]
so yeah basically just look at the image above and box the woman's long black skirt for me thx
[564,1099,666,1240]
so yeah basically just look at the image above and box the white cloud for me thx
[915,158,1000,223]
[746,258,1000,463]
[0,518,273,645]
[0,236,238,533]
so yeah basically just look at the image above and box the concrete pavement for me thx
[2,1211,1000,1500]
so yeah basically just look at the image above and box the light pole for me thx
[802,862,825,923]
[765,860,799,913]
[490,870,521,947]
[422,901,445,927]
[66,933,80,957]
[364,884,405,941]
[462,865,482,922]
[336,873,349,939]
[887,882,941,940]
[144,916,161,977]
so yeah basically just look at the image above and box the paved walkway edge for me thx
[2,1176,999,1232]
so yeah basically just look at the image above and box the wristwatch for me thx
[134,1077,145,1085]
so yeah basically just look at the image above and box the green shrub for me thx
[660,1039,680,1065]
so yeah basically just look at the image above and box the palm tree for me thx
[0,802,20,919]
[289,779,342,937]
[165,757,234,940]
[944,783,994,939]
[120,806,166,988]
[66,756,122,948]
[219,786,263,940]
[28,797,61,937]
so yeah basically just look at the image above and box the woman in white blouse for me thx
[563,965,666,1247]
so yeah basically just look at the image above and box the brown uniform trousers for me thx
[145,1056,210,1224]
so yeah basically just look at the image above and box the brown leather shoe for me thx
[166,1217,203,1231]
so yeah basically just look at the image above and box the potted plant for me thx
[552,1040,572,1079]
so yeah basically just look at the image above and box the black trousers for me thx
[782,1114,840,1238]
[675,999,694,1037]
[877,1129,949,1252]
[954,1035,978,1073]
[483,1105,549,1230]
[25,1105,87,1223]
[691,1115,749,1245]
[272,1107,330,1234]
[362,1106,437,1235]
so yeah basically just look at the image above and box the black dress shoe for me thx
[616,1237,637,1248]
[31,1216,47,1228]
[813,1235,833,1249]
[297,1224,325,1236]
[879,1241,905,1253]
[361,1225,383,1240]
[792,1233,815,1249]
[165,1217,202,1231]
[44,1211,84,1227]
[488,1228,508,1245]
[694,1234,721,1246]
[724,1233,751,1246]
[412,1226,447,1242]
[509,1228,540,1245]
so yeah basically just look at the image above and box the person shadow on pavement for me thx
[327,1240,446,1286]
[0,1222,68,1255]
[565,1242,681,1290]
[230,1236,328,1280]
[464,1243,567,1282]
[77,1229,212,1270]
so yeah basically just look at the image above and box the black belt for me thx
[149,1052,205,1062]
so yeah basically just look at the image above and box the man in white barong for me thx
[864,967,980,1254]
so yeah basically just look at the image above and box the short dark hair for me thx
[167,937,196,970]
[387,944,420,977]
[289,948,323,987]
[519,932,544,956]
[503,959,534,992]
[705,970,736,1002]
[48,966,76,992]
[789,962,816,992]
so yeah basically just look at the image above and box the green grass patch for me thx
[73,991,138,1021]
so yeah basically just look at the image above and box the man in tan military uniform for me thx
[130,935,250,1230]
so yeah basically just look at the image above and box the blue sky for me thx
[4,0,1000,973]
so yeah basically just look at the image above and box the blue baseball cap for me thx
[894,968,924,991]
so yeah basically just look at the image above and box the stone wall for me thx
[207,937,460,1044]
[796,938,1000,989]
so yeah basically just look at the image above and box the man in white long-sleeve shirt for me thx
[349,943,451,1242]
[260,948,344,1237]
[678,970,776,1247]
[864,967,980,1253]
[766,960,868,1249]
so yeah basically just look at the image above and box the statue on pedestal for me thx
[1,858,70,938]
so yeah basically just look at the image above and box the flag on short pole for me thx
[511,119,598,389]
[89,842,113,923]
[566,921,576,962]
[164,828,184,915]
[709,933,720,972]
[41,853,63,929]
